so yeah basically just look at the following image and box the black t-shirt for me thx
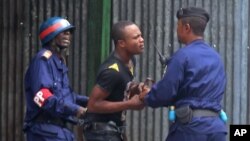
[85,52,135,126]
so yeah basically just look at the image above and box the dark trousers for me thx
[166,131,226,141]
[84,130,122,141]
[83,122,124,141]
[26,123,74,141]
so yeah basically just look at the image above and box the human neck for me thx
[49,44,67,61]
[114,49,131,65]
[184,35,203,45]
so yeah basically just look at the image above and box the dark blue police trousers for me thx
[166,131,226,141]
[26,123,74,141]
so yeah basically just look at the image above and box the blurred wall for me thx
[1,0,250,141]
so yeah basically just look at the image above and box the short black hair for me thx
[181,17,207,36]
[111,21,135,45]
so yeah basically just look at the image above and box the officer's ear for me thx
[184,23,192,34]
[49,38,57,48]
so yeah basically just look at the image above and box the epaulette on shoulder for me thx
[42,50,52,59]
[108,63,119,72]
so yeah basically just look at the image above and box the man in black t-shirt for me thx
[83,21,145,141]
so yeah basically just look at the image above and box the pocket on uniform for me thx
[175,106,193,124]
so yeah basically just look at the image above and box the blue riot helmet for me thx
[39,17,75,46]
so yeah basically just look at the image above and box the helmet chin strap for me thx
[50,41,68,57]
[56,43,67,50]
[54,45,68,64]
[50,40,67,51]
[56,45,68,58]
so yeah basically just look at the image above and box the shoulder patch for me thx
[42,50,52,59]
[108,63,119,72]
[130,67,134,75]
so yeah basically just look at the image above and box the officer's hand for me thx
[76,106,87,118]
[137,77,153,101]
[139,86,150,102]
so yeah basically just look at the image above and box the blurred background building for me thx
[0,0,249,141]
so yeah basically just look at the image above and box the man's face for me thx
[121,24,144,55]
[54,30,72,48]
[177,19,190,44]
[177,20,185,43]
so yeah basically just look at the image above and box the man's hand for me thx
[127,77,154,99]
[128,82,143,99]
[128,95,145,110]
[139,86,150,102]
[76,107,87,118]
[127,84,151,110]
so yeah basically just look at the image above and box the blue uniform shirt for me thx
[144,40,227,134]
[24,47,88,124]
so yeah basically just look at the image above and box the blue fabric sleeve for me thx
[145,51,186,108]
[43,97,81,117]
[30,57,81,117]
[75,94,89,107]
[29,57,54,95]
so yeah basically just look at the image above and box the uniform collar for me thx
[43,46,67,71]
[186,39,204,46]
[53,56,68,72]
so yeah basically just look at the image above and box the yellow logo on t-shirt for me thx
[130,67,133,75]
[108,63,119,72]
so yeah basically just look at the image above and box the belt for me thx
[175,106,219,124]
[84,121,126,134]
[34,114,66,127]
[193,109,218,117]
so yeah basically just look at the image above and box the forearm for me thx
[33,88,81,117]
[87,100,132,113]
[43,96,81,116]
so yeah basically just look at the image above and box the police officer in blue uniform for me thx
[83,21,145,141]
[139,7,227,141]
[23,17,89,141]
